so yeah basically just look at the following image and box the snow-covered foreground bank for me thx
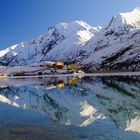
[0,63,140,78]
[0,61,75,76]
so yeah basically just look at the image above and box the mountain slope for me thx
[0,21,100,66]
[104,7,140,35]
[80,8,140,72]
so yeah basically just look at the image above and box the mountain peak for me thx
[46,20,101,45]
[54,20,101,35]
[132,7,140,12]
[104,7,140,35]
[119,7,140,25]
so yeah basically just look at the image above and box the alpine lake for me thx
[0,74,140,140]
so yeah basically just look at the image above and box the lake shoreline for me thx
[0,71,139,79]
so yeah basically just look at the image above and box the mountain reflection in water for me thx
[0,75,140,140]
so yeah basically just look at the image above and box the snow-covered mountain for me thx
[0,8,140,71]
[81,7,140,71]
[0,21,100,66]
[104,7,140,35]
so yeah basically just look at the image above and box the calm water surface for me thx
[0,75,140,140]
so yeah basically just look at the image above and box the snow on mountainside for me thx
[80,7,140,71]
[104,7,140,34]
[0,8,139,72]
[0,21,100,66]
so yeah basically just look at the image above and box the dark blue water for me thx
[0,76,140,140]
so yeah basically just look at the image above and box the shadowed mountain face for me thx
[0,76,140,139]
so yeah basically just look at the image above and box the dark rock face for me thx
[99,45,139,71]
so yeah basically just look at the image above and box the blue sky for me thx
[0,0,140,50]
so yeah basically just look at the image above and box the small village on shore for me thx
[0,61,84,77]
